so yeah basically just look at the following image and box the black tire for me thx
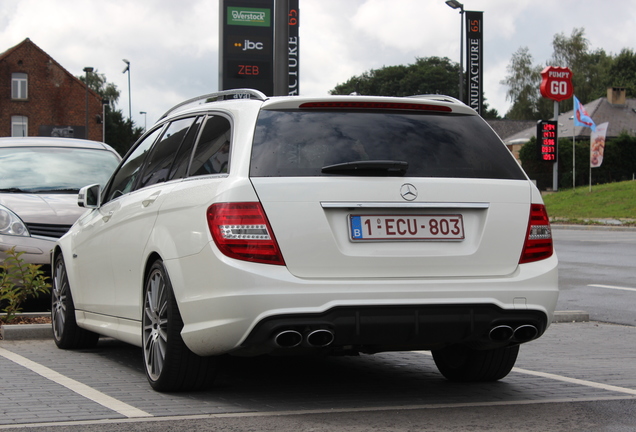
[142,259,219,392]
[432,344,519,382]
[51,253,99,349]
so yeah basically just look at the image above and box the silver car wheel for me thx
[143,267,169,381]
[51,257,68,341]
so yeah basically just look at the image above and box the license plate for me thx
[349,214,465,241]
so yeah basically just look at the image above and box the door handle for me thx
[142,191,161,207]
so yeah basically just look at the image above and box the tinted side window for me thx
[189,116,232,176]
[105,127,162,202]
[250,111,526,180]
[168,116,203,181]
[137,117,196,189]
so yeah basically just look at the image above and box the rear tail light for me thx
[207,202,285,265]
[519,204,554,264]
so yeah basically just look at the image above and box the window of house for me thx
[12,73,28,99]
[11,116,28,137]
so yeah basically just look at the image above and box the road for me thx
[0,226,635,431]
[553,226,636,326]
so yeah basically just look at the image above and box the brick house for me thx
[0,38,103,141]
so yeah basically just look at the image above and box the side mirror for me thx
[78,184,101,208]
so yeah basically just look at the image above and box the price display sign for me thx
[537,120,558,162]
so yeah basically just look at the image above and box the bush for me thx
[0,247,50,323]
[520,133,636,190]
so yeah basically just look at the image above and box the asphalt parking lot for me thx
[1,320,635,429]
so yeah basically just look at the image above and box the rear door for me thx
[249,100,532,279]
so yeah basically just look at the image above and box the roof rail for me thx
[160,88,268,120]
[407,94,464,105]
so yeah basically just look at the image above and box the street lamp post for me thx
[122,59,131,123]
[445,0,464,103]
[83,67,94,139]
[140,111,147,132]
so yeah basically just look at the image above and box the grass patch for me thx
[542,180,636,221]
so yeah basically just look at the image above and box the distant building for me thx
[499,88,636,159]
[0,38,103,141]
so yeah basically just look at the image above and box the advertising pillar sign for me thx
[465,11,483,115]
[537,120,558,162]
[220,0,275,95]
[288,0,300,95]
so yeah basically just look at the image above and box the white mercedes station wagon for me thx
[52,90,558,392]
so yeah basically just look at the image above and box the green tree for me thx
[502,28,617,119]
[608,48,636,97]
[520,134,636,190]
[501,47,544,120]
[550,28,612,110]
[78,70,143,155]
[330,57,461,98]
[330,57,500,118]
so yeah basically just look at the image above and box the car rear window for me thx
[250,110,525,180]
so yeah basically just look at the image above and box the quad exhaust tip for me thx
[306,329,335,348]
[273,329,335,348]
[274,330,303,348]
[489,324,539,343]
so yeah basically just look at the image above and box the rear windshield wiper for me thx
[321,160,409,176]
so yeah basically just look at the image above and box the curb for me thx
[0,323,51,341]
[1,311,590,341]
[553,310,589,323]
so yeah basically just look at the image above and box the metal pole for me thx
[573,126,576,189]
[122,59,131,123]
[83,67,93,139]
[459,8,464,102]
[445,1,464,102]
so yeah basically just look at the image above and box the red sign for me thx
[540,66,573,102]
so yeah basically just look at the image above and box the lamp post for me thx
[140,111,147,132]
[445,0,464,103]
[83,67,94,139]
[122,59,131,123]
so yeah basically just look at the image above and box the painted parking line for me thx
[514,367,636,396]
[0,347,152,418]
[589,284,636,292]
[416,351,636,397]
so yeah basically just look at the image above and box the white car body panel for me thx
[52,92,558,380]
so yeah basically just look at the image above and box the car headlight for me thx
[0,205,30,237]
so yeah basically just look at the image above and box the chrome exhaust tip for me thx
[306,329,335,348]
[514,325,539,342]
[274,330,303,348]
[489,325,514,342]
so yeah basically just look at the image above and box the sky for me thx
[2,0,636,130]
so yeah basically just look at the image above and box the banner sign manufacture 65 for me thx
[465,11,483,116]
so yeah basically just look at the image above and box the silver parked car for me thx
[0,137,121,270]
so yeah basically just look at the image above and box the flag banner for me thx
[574,95,596,131]
[590,122,608,168]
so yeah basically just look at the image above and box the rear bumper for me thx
[238,304,548,355]
[166,248,558,357]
